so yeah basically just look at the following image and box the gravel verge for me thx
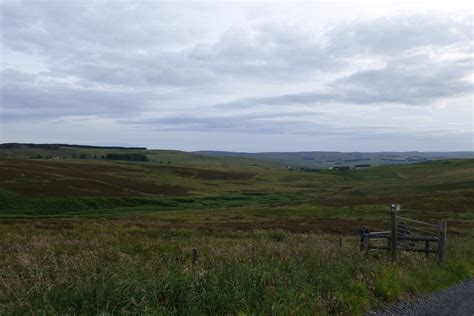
[369,278,474,316]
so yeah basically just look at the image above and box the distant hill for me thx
[0,143,147,150]
[196,150,474,168]
[2,143,472,169]
[0,143,149,162]
[0,143,278,169]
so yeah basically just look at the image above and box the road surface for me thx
[369,278,474,316]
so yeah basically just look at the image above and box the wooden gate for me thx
[360,203,447,263]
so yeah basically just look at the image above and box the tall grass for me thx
[1,220,472,315]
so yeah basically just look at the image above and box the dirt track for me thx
[369,278,474,316]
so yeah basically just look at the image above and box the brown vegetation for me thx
[0,159,191,197]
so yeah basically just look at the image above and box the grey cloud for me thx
[0,69,147,123]
[334,56,473,104]
[0,1,198,54]
[326,15,472,56]
[120,112,457,138]
[2,2,335,89]
[215,54,473,108]
[1,1,472,141]
[189,23,339,82]
[122,111,328,135]
[1,1,225,88]
[2,2,471,91]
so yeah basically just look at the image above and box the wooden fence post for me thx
[391,204,398,261]
[363,231,369,255]
[360,228,369,255]
[438,221,447,263]
[192,247,198,266]
[424,241,430,258]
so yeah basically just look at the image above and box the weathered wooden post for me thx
[390,203,400,261]
[192,247,198,266]
[438,221,447,263]
[360,227,369,255]
[339,235,343,249]
[363,232,369,255]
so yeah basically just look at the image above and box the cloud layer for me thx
[1,0,472,150]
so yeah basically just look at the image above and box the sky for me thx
[0,0,473,152]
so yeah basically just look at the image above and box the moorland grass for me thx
[1,158,473,314]
[0,189,302,217]
[2,158,474,218]
[0,220,472,315]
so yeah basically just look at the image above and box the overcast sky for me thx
[0,0,473,152]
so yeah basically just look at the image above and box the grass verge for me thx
[1,219,472,315]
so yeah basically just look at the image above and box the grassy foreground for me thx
[1,217,473,315]
[0,157,473,314]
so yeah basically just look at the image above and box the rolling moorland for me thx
[0,144,473,314]
[197,150,474,168]
[2,142,473,169]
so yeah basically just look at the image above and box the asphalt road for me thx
[369,278,474,316]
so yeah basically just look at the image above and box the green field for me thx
[0,152,473,314]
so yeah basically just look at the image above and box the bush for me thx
[105,153,149,161]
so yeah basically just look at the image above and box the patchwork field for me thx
[0,154,473,314]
